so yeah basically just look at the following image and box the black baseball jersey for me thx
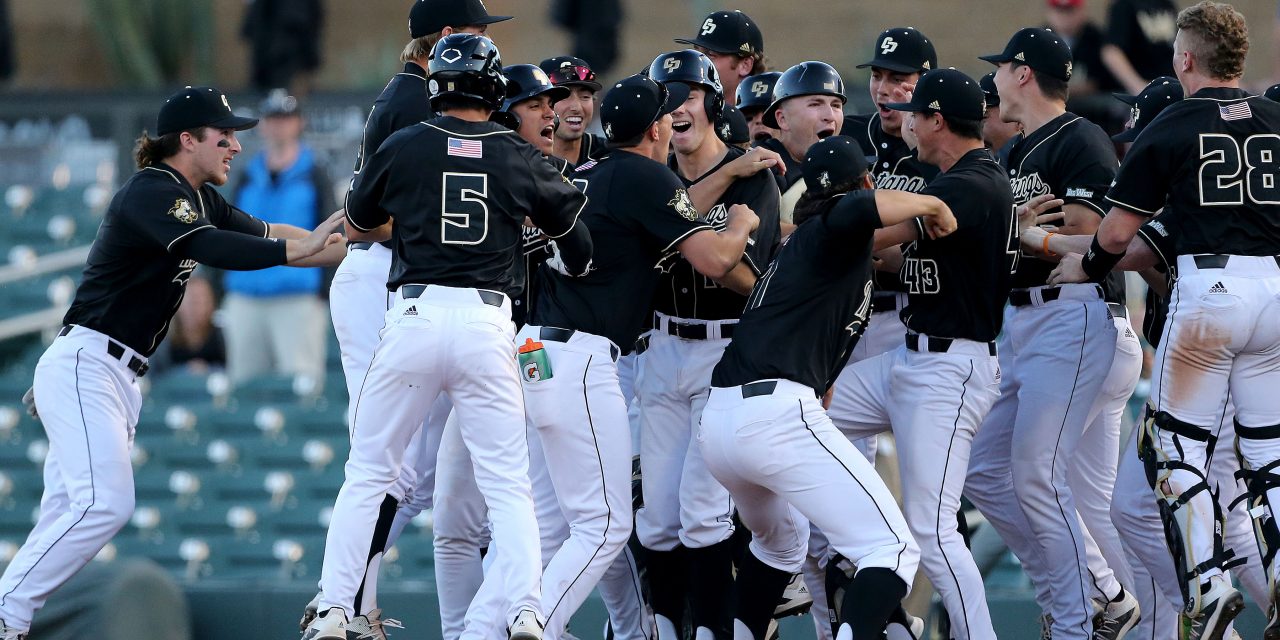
[759,136,804,193]
[899,149,1015,342]
[64,163,270,356]
[654,147,782,320]
[1106,88,1280,256]
[531,151,713,351]
[354,62,433,174]
[570,133,608,167]
[712,190,880,395]
[513,155,575,327]
[346,116,585,299]
[1134,214,1177,346]
[1006,113,1124,302]
[1106,0,1177,82]
[844,112,940,295]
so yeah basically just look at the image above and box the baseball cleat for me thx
[509,608,544,640]
[885,614,925,640]
[764,618,779,640]
[1179,579,1244,640]
[1039,613,1054,640]
[0,619,27,640]
[1266,579,1280,640]
[302,607,348,640]
[1093,587,1141,640]
[299,592,322,632]
[773,573,813,618]
[345,609,403,640]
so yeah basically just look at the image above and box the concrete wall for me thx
[7,0,1279,93]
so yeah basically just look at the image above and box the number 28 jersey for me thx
[1106,87,1280,256]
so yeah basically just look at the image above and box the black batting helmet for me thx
[762,62,846,128]
[502,64,570,112]
[736,71,782,115]
[648,50,725,120]
[427,33,507,111]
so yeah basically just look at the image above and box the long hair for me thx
[792,175,869,226]
[133,128,206,169]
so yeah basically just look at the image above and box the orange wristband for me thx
[1043,232,1059,257]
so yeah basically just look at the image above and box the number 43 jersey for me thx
[899,149,1015,343]
[345,115,586,296]
[1106,87,1280,256]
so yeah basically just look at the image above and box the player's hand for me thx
[923,202,957,239]
[544,241,592,277]
[1047,252,1089,285]
[1016,194,1065,233]
[21,386,38,421]
[307,210,346,251]
[726,147,784,177]
[726,204,760,233]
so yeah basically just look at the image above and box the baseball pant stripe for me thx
[544,354,613,623]
[0,350,96,609]
[799,400,906,574]
[1049,308,1092,638]
[935,361,975,635]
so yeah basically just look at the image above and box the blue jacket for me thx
[226,146,331,297]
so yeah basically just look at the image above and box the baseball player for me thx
[514,73,760,640]
[735,72,781,144]
[1048,5,1280,635]
[0,86,345,640]
[979,71,1021,164]
[963,27,1124,640]
[300,2,517,632]
[638,49,782,640]
[701,134,962,640]
[303,34,593,640]
[824,69,1016,640]
[673,10,766,109]
[541,56,606,167]
[757,62,846,217]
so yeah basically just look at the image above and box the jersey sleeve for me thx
[741,172,783,273]
[124,182,217,253]
[1135,216,1176,273]
[823,190,882,239]
[1106,0,1137,48]
[525,149,588,238]
[206,187,270,237]
[632,165,714,252]
[345,131,401,231]
[1056,128,1118,217]
[1104,122,1176,217]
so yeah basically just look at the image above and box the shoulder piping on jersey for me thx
[1103,195,1159,216]
[867,115,880,166]
[543,197,587,239]
[143,166,183,184]
[1014,116,1084,176]
[345,210,377,232]
[1075,198,1108,218]
[660,224,716,255]
[164,224,215,252]
[1184,95,1259,103]
[422,122,517,138]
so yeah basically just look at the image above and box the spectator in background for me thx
[241,0,324,94]
[0,0,13,84]
[151,273,226,375]
[223,90,332,386]
[550,0,623,76]
[1046,0,1127,131]
[1101,0,1177,94]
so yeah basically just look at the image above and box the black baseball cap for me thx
[259,89,301,117]
[1112,76,1182,142]
[980,27,1074,82]
[600,74,691,143]
[803,136,868,193]
[539,56,602,92]
[980,71,1000,108]
[884,68,986,121]
[1265,83,1280,102]
[157,86,258,136]
[716,106,751,146]
[858,27,937,74]
[409,0,512,39]
[674,10,764,57]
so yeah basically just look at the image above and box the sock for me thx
[645,545,689,630]
[353,494,399,614]
[840,567,907,640]
[733,549,793,640]
[688,539,735,639]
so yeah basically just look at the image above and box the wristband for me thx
[1081,235,1124,282]
[1042,232,1058,258]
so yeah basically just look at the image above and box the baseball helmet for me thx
[762,62,846,129]
[493,64,570,131]
[427,33,507,111]
[736,71,782,114]
[648,50,725,120]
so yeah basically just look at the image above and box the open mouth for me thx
[816,127,836,139]
[752,132,771,142]
[540,124,555,140]
[878,103,893,117]
[672,120,693,134]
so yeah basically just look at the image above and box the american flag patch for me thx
[575,160,598,172]
[447,137,483,158]
[1220,101,1253,121]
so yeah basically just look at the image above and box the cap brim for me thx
[210,115,259,131]
[883,101,921,113]
[659,82,692,117]
[855,60,924,74]
[978,54,1011,65]
[673,37,736,54]
[1112,92,1138,105]
[475,15,513,25]
[558,80,603,92]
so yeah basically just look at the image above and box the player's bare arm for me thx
[1055,203,1105,236]
[678,203,759,287]
[686,147,784,213]
[270,209,351,266]
[873,247,904,272]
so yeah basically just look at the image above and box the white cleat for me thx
[345,609,403,640]
[0,619,27,640]
[773,573,813,619]
[509,609,544,640]
[299,592,322,632]
[1093,588,1141,640]
[886,614,925,640]
[302,607,348,640]
[1180,578,1244,640]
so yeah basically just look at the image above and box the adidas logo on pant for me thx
[1208,281,1228,294]
[404,306,418,316]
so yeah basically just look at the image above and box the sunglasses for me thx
[549,65,597,85]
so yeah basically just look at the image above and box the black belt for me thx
[59,326,149,377]
[741,380,778,399]
[538,326,620,361]
[1108,302,1128,319]
[347,241,374,251]
[1009,284,1101,307]
[905,333,997,356]
[1192,254,1280,269]
[871,292,900,313]
[399,285,504,308]
[657,318,735,340]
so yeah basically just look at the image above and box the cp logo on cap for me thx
[700,18,717,35]
[881,37,899,55]
[751,81,769,98]
[664,58,682,73]
[220,94,230,110]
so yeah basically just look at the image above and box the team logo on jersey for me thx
[1009,172,1050,203]
[1065,188,1094,199]
[668,188,699,221]
[1148,220,1168,237]
[705,203,728,229]
[875,172,927,193]
[168,198,197,224]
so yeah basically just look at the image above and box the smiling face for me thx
[869,67,920,136]
[775,94,843,159]
[553,86,597,142]
[742,108,776,142]
[188,127,241,186]
[670,86,717,155]
[512,94,558,154]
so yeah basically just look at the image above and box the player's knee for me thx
[91,491,136,533]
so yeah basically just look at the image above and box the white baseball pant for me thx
[828,336,1001,640]
[965,284,1116,640]
[318,285,541,637]
[0,326,143,633]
